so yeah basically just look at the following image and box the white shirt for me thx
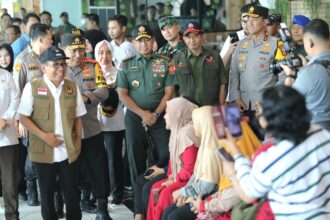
[0,69,19,147]
[110,39,136,69]
[97,68,125,131]
[18,76,87,162]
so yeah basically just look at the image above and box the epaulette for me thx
[122,56,135,63]
[84,57,98,64]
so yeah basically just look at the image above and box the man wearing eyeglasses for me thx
[172,22,228,106]
[13,23,53,206]
[61,33,112,220]
[18,46,86,220]
[228,3,286,139]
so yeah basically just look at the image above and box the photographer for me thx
[282,19,330,131]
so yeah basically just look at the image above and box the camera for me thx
[270,23,303,74]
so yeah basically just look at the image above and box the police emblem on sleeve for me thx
[132,80,140,88]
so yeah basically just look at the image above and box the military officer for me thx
[157,16,186,58]
[61,33,112,220]
[116,25,175,185]
[172,22,228,106]
[228,4,285,138]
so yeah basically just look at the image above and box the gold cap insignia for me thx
[249,6,254,14]
[138,26,145,33]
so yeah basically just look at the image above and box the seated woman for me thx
[147,97,200,220]
[223,85,330,220]
[190,120,261,220]
[134,97,198,220]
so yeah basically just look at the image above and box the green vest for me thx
[29,78,80,164]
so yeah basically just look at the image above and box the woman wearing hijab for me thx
[163,106,260,220]
[146,97,199,220]
[95,40,126,206]
[190,120,260,220]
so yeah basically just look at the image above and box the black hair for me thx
[29,23,50,41]
[1,13,11,20]
[22,13,40,25]
[304,19,329,41]
[0,44,14,72]
[60,12,68,18]
[39,11,52,18]
[261,85,310,145]
[84,29,107,53]
[87,13,99,26]
[12,17,22,25]
[109,14,128,27]
[6,25,21,35]
[147,5,157,11]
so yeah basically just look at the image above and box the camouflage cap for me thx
[158,16,177,29]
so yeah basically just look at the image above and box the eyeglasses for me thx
[47,62,67,69]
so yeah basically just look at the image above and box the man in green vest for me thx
[117,25,175,185]
[18,46,87,220]
[173,22,228,106]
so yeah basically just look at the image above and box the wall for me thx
[42,0,83,28]
[289,0,330,25]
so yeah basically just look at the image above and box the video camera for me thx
[270,23,303,74]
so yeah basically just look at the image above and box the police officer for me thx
[291,15,311,57]
[228,4,285,137]
[13,23,53,206]
[61,33,111,220]
[157,16,186,58]
[173,22,228,106]
[116,25,175,185]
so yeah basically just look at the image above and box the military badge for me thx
[132,80,140,88]
[65,86,73,94]
[205,55,213,63]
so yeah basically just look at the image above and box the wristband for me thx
[285,74,297,79]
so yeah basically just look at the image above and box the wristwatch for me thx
[153,111,161,118]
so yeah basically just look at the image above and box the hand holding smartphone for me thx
[216,148,234,162]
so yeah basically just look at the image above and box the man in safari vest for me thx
[18,46,87,220]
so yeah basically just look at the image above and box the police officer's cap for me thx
[40,46,69,63]
[71,28,85,37]
[61,33,86,49]
[183,22,203,36]
[100,88,119,117]
[158,16,177,30]
[292,15,311,28]
[131,25,153,41]
[244,4,268,18]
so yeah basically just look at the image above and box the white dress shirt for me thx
[0,69,19,147]
[110,39,136,69]
[18,76,87,162]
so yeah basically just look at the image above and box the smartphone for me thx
[186,185,198,200]
[211,105,226,139]
[216,148,234,162]
[229,32,239,43]
[225,103,242,137]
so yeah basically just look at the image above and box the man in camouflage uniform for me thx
[157,16,186,58]
[61,33,112,220]
[116,25,175,185]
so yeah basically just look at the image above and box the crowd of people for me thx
[0,2,330,220]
